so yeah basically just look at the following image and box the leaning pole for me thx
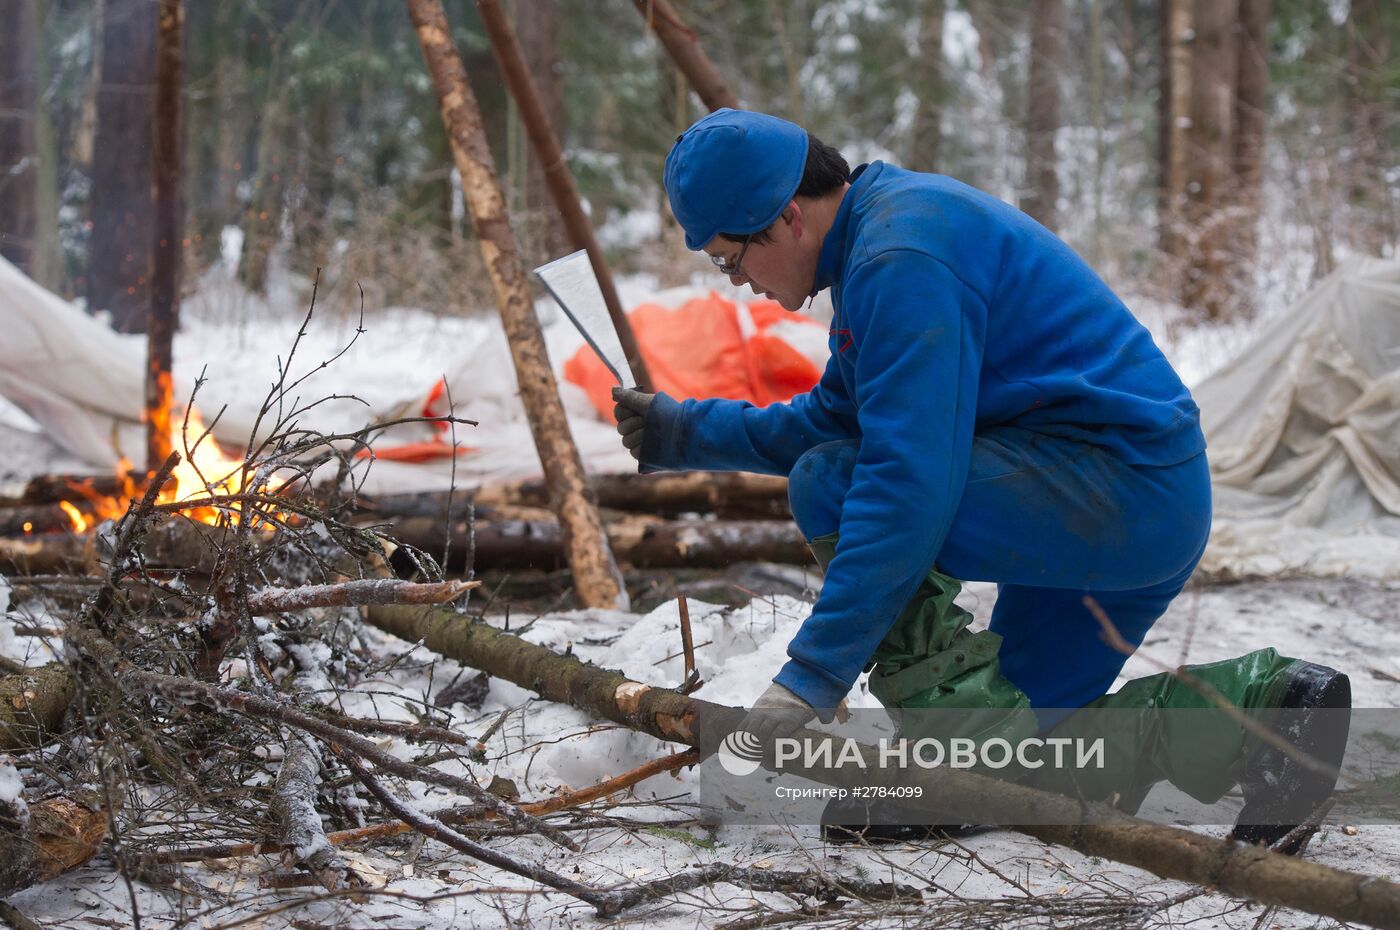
[404,0,627,610]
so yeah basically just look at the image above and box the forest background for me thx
[0,0,1395,338]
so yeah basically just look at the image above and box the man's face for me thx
[702,204,814,312]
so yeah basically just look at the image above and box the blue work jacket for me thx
[640,161,1205,712]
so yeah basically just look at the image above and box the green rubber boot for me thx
[808,532,1035,744]
[1028,648,1352,846]
[809,533,1037,843]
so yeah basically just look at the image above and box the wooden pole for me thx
[364,601,1400,930]
[405,0,627,610]
[630,0,739,112]
[147,0,183,473]
[477,0,653,392]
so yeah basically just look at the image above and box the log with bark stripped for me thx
[406,0,625,611]
[0,787,107,897]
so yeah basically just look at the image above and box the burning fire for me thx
[61,407,278,532]
[58,501,88,534]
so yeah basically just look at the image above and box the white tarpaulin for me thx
[0,254,634,489]
[0,256,830,494]
[1195,257,1400,580]
[0,256,261,466]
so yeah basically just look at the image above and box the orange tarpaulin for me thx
[366,376,477,462]
[565,294,824,421]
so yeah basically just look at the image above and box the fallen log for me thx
[18,473,125,506]
[0,536,90,576]
[0,791,107,897]
[384,512,813,572]
[477,471,791,519]
[0,504,73,537]
[362,601,1400,930]
[0,664,77,752]
[0,516,232,577]
[359,472,792,521]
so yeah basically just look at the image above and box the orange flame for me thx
[58,501,88,533]
[58,406,283,532]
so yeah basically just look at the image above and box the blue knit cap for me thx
[663,108,809,250]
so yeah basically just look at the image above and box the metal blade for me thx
[534,250,636,389]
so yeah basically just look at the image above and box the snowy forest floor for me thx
[2,431,1397,929]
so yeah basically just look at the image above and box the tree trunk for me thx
[238,91,288,296]
[906,0,945,174]
[1088,0,1106,265]
[1231,0,1271,283]
[1342,0,1395,256]
[406,0,627,611]
[31,0,60,291]
[1181,0,1239,320]
[148,0,183,472]
[88,0,157,333]
[1158,0,1193,258]
[71,0,104,172]
[514,0,569,263]
[361,600,1400,930]
[1022,0,1062,231]
[190,0,243,270]
[630,0,738,112]
[477,0,653,391]
[0,0,40,275]
[293,89,337,271]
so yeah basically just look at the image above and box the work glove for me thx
[611,386,655,461]
[740,681,818,747]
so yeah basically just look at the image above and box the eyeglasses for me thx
[710,234,753,277]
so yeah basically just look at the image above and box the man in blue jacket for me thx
[613,108,1349,849]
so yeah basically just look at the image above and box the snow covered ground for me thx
[3,576,1397,928]
[2,270,1398,929]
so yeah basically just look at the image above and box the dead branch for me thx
[338,751,603,909]
[246,578,478,613]
[342,749,909,918]
[630,0,739,110]
[270,730,348,891]
[362,601,1400,930]
[63,621,578,853]
[151,747,700,862]
[593,863,921,916]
